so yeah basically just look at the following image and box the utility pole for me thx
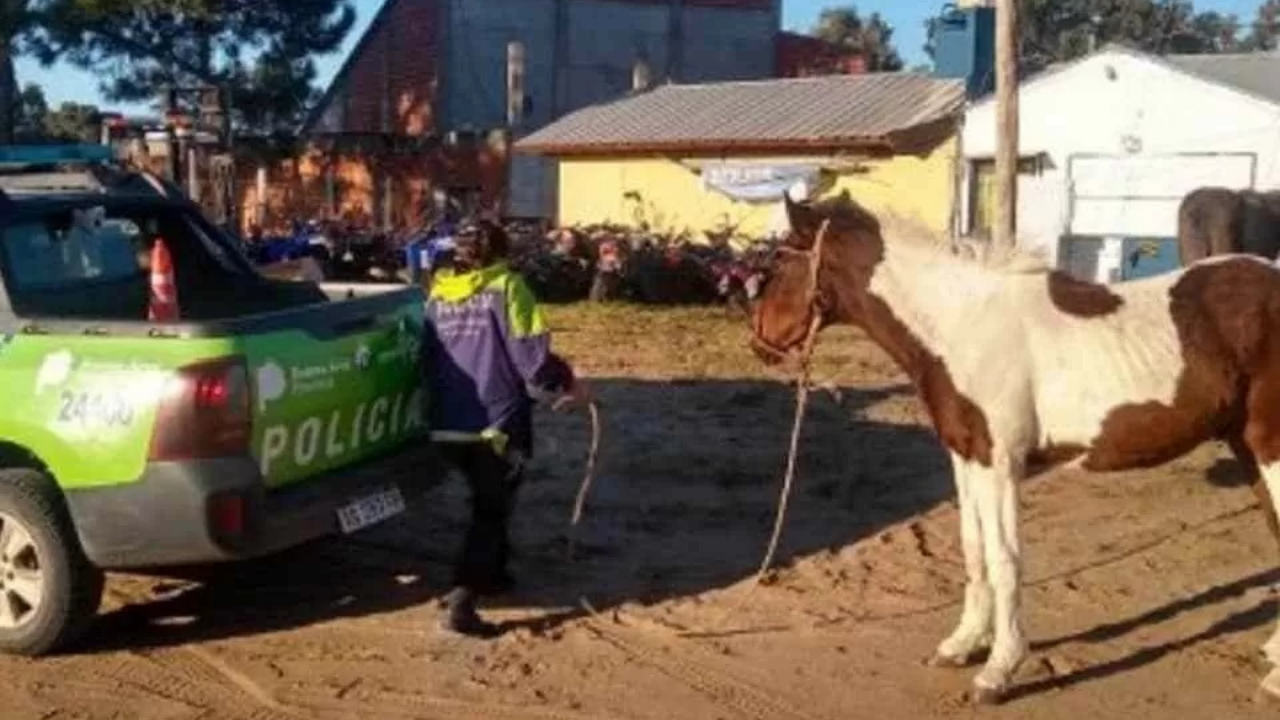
[993,0,1019,249]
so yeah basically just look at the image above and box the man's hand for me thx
[552,380,592,412]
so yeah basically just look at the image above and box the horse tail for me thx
[1178,187,1245,265]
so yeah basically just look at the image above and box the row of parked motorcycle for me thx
[239,215,775,311]
[241,220,408,284]
[513,224,772,312]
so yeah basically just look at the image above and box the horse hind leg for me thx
[1227,437,1280,554]
[1241,413,1280,703]
[1227,432,1280,702]
[1251,476,1280,555]
[1249,459,1280,704]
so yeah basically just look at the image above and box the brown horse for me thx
[750,190,1280,705]
[1178,187,1280,265]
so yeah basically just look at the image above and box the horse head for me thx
[749,189,886,365]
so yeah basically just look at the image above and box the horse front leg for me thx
[1254,459,1280,703]
[968,453,1028,705]
[929,453,993,667]
[1243,383,1280,703]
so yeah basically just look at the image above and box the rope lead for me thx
[567,400,602,559]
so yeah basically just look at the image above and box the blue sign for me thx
[701,163,820,202]
[1121,237,1180,281]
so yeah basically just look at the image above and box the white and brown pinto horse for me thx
[750,191,1280,705]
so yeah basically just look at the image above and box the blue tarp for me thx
[405,232,456,283]
[700,162,821,202]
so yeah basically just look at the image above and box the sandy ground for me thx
[5,305,1280,720]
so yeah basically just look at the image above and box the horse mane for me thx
[802,192,1053,276]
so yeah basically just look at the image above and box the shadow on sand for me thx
[70,375,1280,705]
[1008,566,1279,702]
[76,376,949,653]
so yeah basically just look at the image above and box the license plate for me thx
[336,486,406,534]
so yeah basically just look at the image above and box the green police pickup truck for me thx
[0,146,438,656]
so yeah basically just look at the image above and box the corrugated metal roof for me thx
[966,45,1280,114]
[1163,51,1280,106]
[514,73,967,155]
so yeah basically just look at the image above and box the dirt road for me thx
[3,306,1278,719]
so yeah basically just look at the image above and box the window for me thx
[0,204,246,297]
[2,212,143,293]
[969,156,1044,239]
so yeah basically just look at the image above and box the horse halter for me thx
[750,219,832,364]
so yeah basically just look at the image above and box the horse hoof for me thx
[970,685,1007,706]
[925,652,971,669]
[1256,671,1280,705]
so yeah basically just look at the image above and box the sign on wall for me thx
[700,162,821,202]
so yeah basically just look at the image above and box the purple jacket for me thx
[421,262,574,454]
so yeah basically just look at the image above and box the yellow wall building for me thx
[515,73,966,238]
[555,139,959,237]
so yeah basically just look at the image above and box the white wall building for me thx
[961,45,1280,282]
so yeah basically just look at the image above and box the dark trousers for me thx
[438,442,524,595]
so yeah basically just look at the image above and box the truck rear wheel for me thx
[0,469,104,656]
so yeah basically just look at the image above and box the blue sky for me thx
[13,0,1264,115]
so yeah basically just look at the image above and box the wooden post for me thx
[993,0,1019,249]
[256,165,268,226]
[187,145,200,203]
[325,157,337,217]
[383,169,395,229]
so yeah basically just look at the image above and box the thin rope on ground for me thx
[567,400,602,559]
[756,314,822,584]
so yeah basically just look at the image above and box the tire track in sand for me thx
[90,588,304,720]
[285,685,627,720]
[577,603,836,720]
[96,588,605,720]
[86,647,303,720]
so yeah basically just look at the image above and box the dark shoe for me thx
[438,588,501,639]
[438,608,501,638]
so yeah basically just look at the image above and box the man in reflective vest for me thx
[421,218,590,637]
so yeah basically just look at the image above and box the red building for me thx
[775,31,868,77]
[242,0,866,229]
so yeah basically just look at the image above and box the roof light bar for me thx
[0,144,114,167]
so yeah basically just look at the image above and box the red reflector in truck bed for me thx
[208,494,245,537]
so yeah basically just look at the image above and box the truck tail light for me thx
[148,357,252,461]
